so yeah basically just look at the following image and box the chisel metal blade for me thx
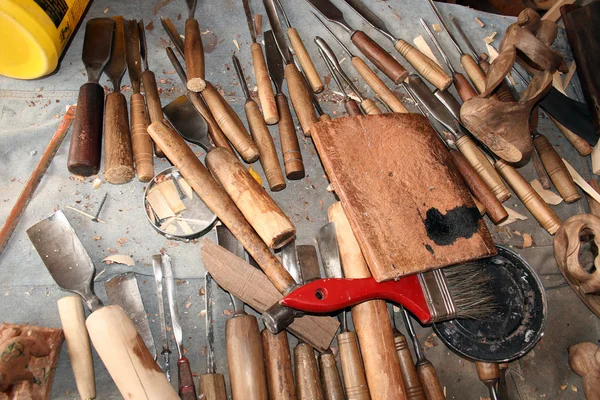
[342,0,395,42]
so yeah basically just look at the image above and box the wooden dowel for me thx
[395,39,452,90]
[295,343,325,400]
[141,70,166,158]
[184,18,205,92]
[276,93,305,179]
[337,330,370,400]
[285,63,318,136]
[251,42,279,125]
[103,92,134,184]
[288,27,324,93]
[130,93,154,182]
[351,56,408,113]
[393,329,426,400]
[68,83,104,175]
[261,329,296,400]
[351,31,408,84]
[186,91,234,154]
[319,352,345,400]
[533,133,580,203]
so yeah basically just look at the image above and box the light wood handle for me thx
[147,120,296,292]
[294,343,325,400]
[361,98,383,115]
[288,27,324,93]
[393,331,426,400]
[261,329,296,400]
[476,362,499,382]
[57,296,95,400]
[284,63,318,136]
[453,72,478,102]
[337,331,370,400]
[417,360,446,400]
[352,31,408,84]
[550,116,593,156]
[226,314,268,400]
[251,42,279,125]
[496,159,562,234]
[130,93,154,182]
[395,39,452,90]
[276,93,305,179]
[177,358,197,400]
[533,134,580,203]
[199,374,227,400]
[185,18,205,92]
[85,305,179,399]
[454,135,512,202]
[587,179,600,217]
[104,92,134,185]
[140,70,166,158]
[352,57,407,113]
[246,100,286,191]
[345,99,363,116]
[460,54,486,94]
[319,352,345,400]
[187,91,234,154]
[319,114,332,122]
[202,82,260,162]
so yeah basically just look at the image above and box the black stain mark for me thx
[423,206,481,246]
[425,244,434,254]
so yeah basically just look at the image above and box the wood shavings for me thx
[102,254,135,266]
[531,179,563,205]
[561,384,568,390]
[92,178,102,189]
[93,236,102,241]
[563,158,600,203]
[432,24,442,32]
[413,35,442,67]
[483,32,496,44]
[571,385,578,392]
[563,61,577,89]
[248,165,263,185]
[223,309,233,316]
[553,72,567,95]
[485,43,499,62]
[233,39,240,51]
[498,206,528,226]
[522,233,533,248]
[475,17,485,27]
[94,269,106,281]
[254,14,262,37]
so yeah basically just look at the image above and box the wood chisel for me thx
[317,46,363,116]
[152,254,172,381]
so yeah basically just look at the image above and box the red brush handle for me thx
[178,357,197,400]
[280,277,432,323]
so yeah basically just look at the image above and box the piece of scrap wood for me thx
[531,179,563,205]
[498,206,529,226]
[146,190,176,220]
[475,17,485,27]
[563,158,600,203]
[254,14,262,37]
[432,23,442,32]
[414,35,442,67]
[483,31,497,44]
[563,61,577,89]
[102,254,135,266]
[157,180,186,214]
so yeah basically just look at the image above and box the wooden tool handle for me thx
[361,98,383,115]
[454,72,478,102]
[319,353,345,400]
[284,63,318,136]
[202,82,260,162]
[246,100,286,191]
[85,305,179,399]
[251,42,279,125]
[288,27,324,94]
[104,92,135,185]
[318,114,332,122]
[68,82,104,176]
[393,331,426,400]
[147,120,296,292]
[495,82,515,103]
[294,343,325,400]
[454,135,512,202]
[337,331,370,400]
[57,296,95,400]
[460,54,487,94]
[395,39,452,90]
[550,116,593,156]
[178,357,197,400]
[140,70,166,158]
[345,99,363,116]
[187,91,235,154]
[417,360,446,400]
[185,18,206,92]
[449,150,508,224]
[475,362,499,383]
[130,93,154,182]
[352,56,408,113]
[473,196,487,215]
[199,374,228,400]
[276,93,305,179]
[261,329,296,400]
[496,159,562,234]
[533,134,581,203]
[226,314,268,400]
[352,31,408,84]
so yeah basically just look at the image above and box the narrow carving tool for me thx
[317,46,362,116]
[152,254,172,381]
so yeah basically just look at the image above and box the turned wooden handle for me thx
[550,116,593,157]
[276,93,305,180]
[294,343,325,400]
[251,42,279,125]
[288,27,324,94]
[337,331,370,400]
[395,39,452,90]
[345,99,363,116]
[361,98,383,115]
[319,114,332,122]
[226,314,268,400]
[57,296,95,400]
[246,100,286,191]
[533,134,580,203]
[141,70,166,158]
[352,31,408,84]
[202,82,260,162]
[261,329,296,400]
[86,305,179,399]
[460,54,486,94]
[284,63,318,136]
[449,150,508,224]
[495,82,515,102]
[393,331,426,400]
[198,374,227,400]
[454,135,512,202]
[453,72,478,102]
[130,93,154,182]
[177,358,197,400]
[496,159,562,234]
[104,92,134,185]
[319,353,345,400]
[205,146,295,248]
[187,91,234,154]
[147,120,296,293]
[352,56,407,113]
[417,360,446,400]
[185,18,205,92]
[68,82,104,176]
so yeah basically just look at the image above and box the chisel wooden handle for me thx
[351,56,407,113]
[417,360,445,400]
[276,93,305,179]
[85,305,179,399]
[533,134,580,203]
[319,114,332,122]
[352,31,408,84]
[68,82,104,176]
[453,72,478,102]
[202,82,260,162]
[395,39,452,90]
[185,18,205,92]
[361,98,382,115]
[319,352,345,400]
[130,93,154,182]
[345,99,363,116]
[177,357,197,400]
[251,42,279,125]
[104,92,134,185]
[476,362,500,400]
[392,330,426,400]
[337,331,370,400]
[226,314,268,400]
[284,63,318,136]
[246,99,286,191]
[147,120,297,293]
[261,329,296,400]
[295,343,325,400]
[460,54,486,94]
[495,159,562,234]
[199,374,227,400]
[550,116,593,156]
[187,91,235,154]
[57,296,95,400]
[288,27,324,93]
[141,70,166,158]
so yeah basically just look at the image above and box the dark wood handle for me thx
[393,331,426,400]
[187,91,234,154]
[261,329,296,400]
[395,39,452,90]
[251,42,279,125]
[533,134,581,203]
[284,63,318,136]
[460,54,486,94]
[140,70,166,158]
[288,27,324,93]
[453,72,478,102]
[319,353,345,400]
[198,374,227,400]
[68,82,104,176]
[276,93,305,180]
[178,357,197,400]
[417,360,445,400]
[352,31,408,84]
[475,362,499,383]
[352,56,407,113]
[185,18,205,92]
[345,99,363,116]
[361,98,383,115]
[337,331,370,400]
[294,343,325,400]
[103,92,134,184]
[130,93,154,182]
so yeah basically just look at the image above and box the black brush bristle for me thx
[443,263,498,319]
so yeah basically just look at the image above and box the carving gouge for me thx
[317,45,362,116]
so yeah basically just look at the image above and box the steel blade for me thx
[162,253,184,358]
[316,223,343,279]
[204,272,216,374]
[342,0,395,42]
[105,16,127,90]
[152,255,170,354]
[450,15,479,59]
[242,0,257,42]
[161,17,185,59]
[296,245,321,283]
[216,225,247,314]
[404,75,458,135]
[138,20,149,71]
[82,18,115,83]
[263,0,293,64]
[125,19,142,93]
[280,241,302,284]
[305,0,353,33]
[264,30,285,92]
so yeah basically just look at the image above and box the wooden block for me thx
[146,190,176,220]
[156,180,186,214]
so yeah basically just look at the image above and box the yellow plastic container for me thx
[0,0,90,79]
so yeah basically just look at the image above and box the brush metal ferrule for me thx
[418,269,457,323]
